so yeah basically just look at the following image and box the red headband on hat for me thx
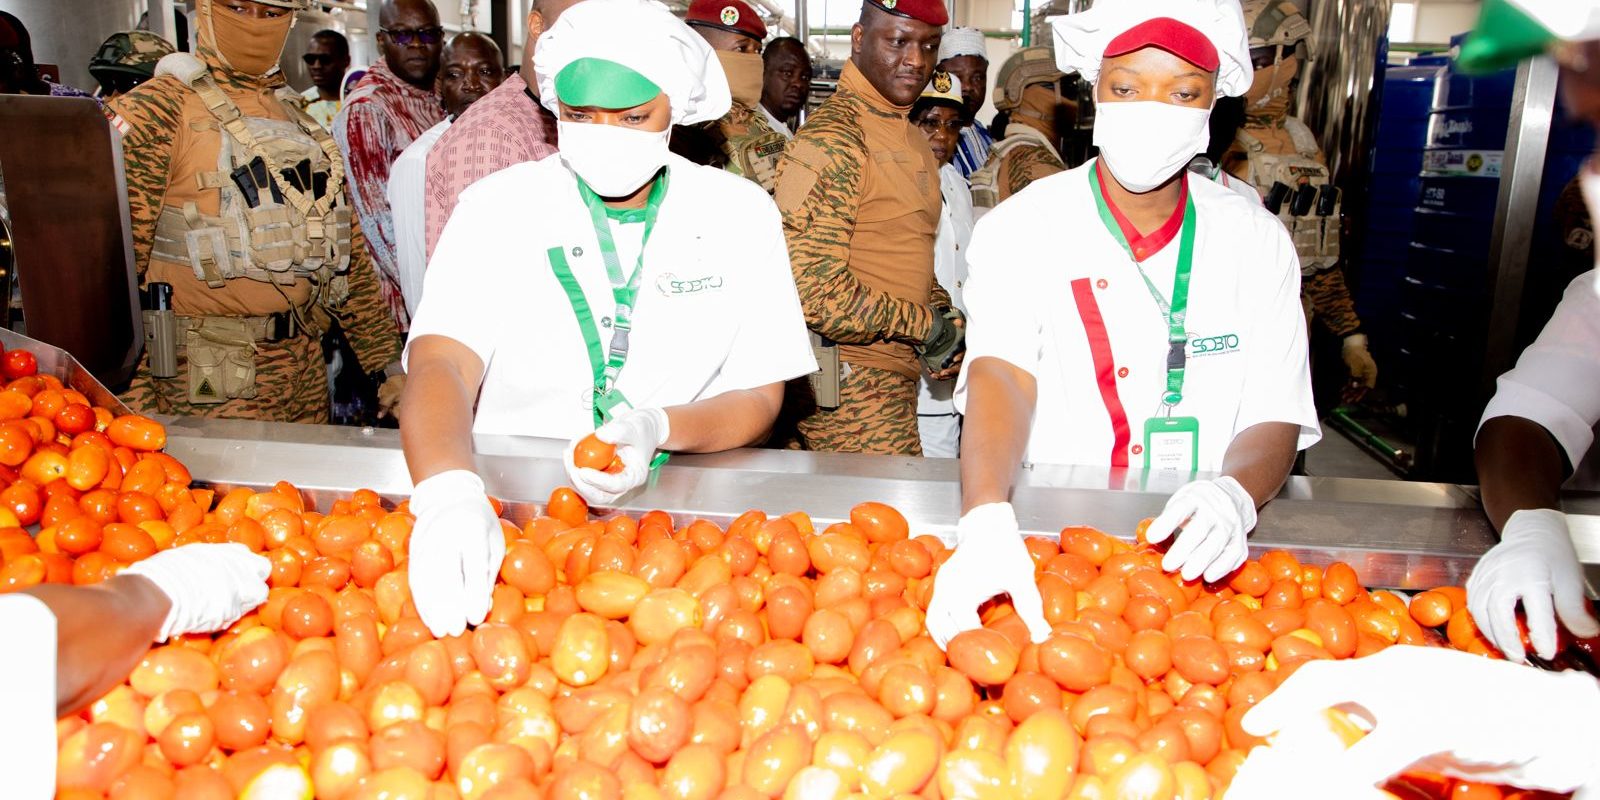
[1103,17,1220,72]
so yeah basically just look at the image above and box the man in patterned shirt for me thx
[422,0,579,260]
[105,0,401,423]
[333,0,446,334]
[773,0,962,455]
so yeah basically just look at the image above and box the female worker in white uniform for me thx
[1227,5,1600,797]
[925,0,1320,647]
[400,0,817,638]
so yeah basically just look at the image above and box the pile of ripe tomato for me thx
[0,348,1577,799]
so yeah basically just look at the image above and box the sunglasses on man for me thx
[302,52,344,66]
[381,26,444,47]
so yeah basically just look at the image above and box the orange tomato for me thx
[946,629,1020,686]
[573,434,623,474]
[106,415,167,451]
[850,501,910,543]
[547,486,589,528]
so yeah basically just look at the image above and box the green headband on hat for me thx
[1457,0,1558,74]
[554,57,664,108]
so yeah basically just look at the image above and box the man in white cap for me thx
[1227,5,1600,798]
[925,0,1319,649]
[398,0,817,638]
[938,26,993,179]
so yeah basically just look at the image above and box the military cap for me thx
[865,0,949,27]
[685,0,767,41]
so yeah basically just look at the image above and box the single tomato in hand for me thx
[573,434,623,474]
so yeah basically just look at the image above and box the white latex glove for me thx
[1342,333,1379,389]
[924,502,1052,650]
[407,470,507,638]
[121,543,270,642]
[1240,646,1600,796]
[1466,508,1600,663]
[563,407,670,507]
[1145,476,1256,583]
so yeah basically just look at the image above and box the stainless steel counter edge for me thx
[160,417,1600,590]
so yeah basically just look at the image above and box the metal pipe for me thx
[150,0,179,48]
[794,0,807,47]
[1479,56,1559,400]
[1022,0,1031,46]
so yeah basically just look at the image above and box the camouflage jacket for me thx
[105,48,401,375]
[773,60,949,381]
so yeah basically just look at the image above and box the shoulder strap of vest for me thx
[1283,117,1322,159]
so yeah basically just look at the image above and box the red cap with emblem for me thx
[685,0,768,40]
[1103,16,1220,71]
[864,0,949,27]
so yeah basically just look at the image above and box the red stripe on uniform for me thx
[1071,278,1130,468]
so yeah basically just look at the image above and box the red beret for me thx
[1104,17,1220,72]
[865,0,949,27]
[685,0,767,41]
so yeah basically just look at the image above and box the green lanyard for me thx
[546,170,670,426]
[1088,166,1197,408]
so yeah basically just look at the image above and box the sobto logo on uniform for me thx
[656,273,725,296]
[1188,333,1241,358]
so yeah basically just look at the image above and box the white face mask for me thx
[1582,165,1600,298]
[557,120,671,197]
[1093,100,1212,193]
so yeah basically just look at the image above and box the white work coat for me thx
[408,153,818,439]
[954,159,1321,471]
[918,164,976,455]
[0,594,56,798]
[1480,271,1600,489]
[388,117,451,318]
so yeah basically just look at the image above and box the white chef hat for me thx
[1050,0,1254,98]
[937,26,988,63]
[534,0,732,125]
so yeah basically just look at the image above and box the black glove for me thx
[916,306,966,374]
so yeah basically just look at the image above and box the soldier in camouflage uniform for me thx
[773,0,961,455]
[107,0,402,424]
[88,31,176,99]
[1224,0,1378,401]
[684,0,789,193]
[970,46,1071,212]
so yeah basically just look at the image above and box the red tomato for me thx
[2,350,37,380]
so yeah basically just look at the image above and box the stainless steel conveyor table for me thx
[161,417,1600,593]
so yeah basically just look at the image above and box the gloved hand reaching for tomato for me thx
[562,407,670,507]
[406,470,506,638]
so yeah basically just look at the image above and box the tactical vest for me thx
[970,124,1064,211]
[720,103,789,194]
[1237,117,1340,275]
[149,54,352,307]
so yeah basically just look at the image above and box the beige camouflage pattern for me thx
[106,47,401,422]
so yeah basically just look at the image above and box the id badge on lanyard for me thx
[1090,166,1201,473]
[547,171,672,468]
